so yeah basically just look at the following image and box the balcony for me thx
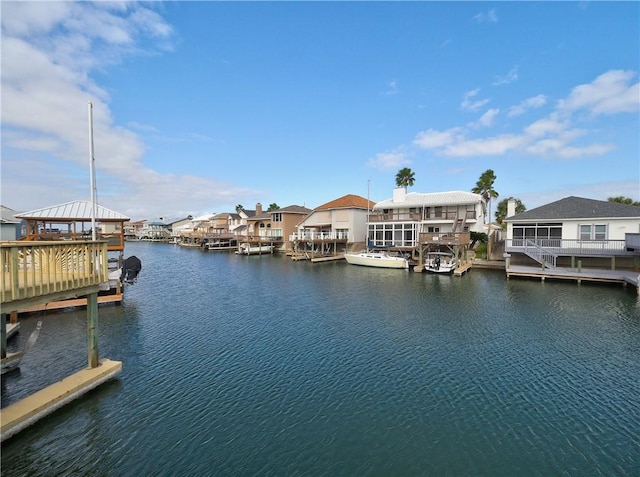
[419,232,471,246]
[505,239,633,256]
[290,231,349,241]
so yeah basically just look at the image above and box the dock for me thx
[506,265,640,290]
[1,359,122,442]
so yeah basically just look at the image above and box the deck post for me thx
[611,256,616,271]
[1,314,6,359]
[578,260,582,273]
[87,292,99,368]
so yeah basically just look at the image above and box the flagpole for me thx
[88,101,97,241]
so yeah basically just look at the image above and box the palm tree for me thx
[471,169,499,258]
[235,204,244,214]
[395,168,415,189]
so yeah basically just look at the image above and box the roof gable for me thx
[315,194,373,211]
[272,205,313,215]
[507,196,640,221]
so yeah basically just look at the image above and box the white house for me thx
[368,188,486,249]
[504,196,640,269]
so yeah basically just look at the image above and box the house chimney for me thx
[393,187,406,203]
[507,197,516,218]
[256,202,263,215]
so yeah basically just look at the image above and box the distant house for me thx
[136,220,170,241]
[294,194,373,254]
[1,206,24,241]
[504,196,640,269]
[368,188,485,250]
[269,204,312,252]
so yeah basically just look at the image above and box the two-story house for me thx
[293,194,373,257]
[369,188,485,252]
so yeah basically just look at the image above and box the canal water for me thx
[2,241,639,476]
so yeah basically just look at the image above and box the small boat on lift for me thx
[425,252,457,274]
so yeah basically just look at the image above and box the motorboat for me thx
[344,250,409,269]
[425,252,457,274]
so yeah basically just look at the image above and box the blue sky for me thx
[1,1,638,220]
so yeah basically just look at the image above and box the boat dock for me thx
[1,241,122,441]
[1,359,122,442]
[506,264,640,290]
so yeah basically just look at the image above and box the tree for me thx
[495,198,526,225]
[608,196,640,206]
[267,203,279,212]
[235,204,244,213]
[395,167,415,189]
[471,169,499,205]
[471,169,499,259]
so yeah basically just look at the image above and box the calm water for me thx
[2,241,639,476]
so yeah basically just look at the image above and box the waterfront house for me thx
[268,205,312,252]
[504,196,640,270]
[292,194,373,256]
[1,206,24,241]
[369,188,485,252]
[124,219,146,241]
[178,213,215,246]
[136,220,170,242]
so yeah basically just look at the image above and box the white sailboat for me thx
[344,180,409,270]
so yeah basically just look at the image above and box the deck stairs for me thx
[522,239,557,269]
[451,213,467,234]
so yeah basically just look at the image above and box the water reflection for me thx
[2,242,639,476]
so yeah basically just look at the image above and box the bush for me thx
[475,243,487,259]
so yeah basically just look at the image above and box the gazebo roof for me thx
[16,200,129,221]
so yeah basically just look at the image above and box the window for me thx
[580,224,607,241]
[272,213,282,222]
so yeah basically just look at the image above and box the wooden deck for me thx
[1,241,109,314]
[506,265,640,290]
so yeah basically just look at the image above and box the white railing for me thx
[290,231,349,241]
[506,239,629,256]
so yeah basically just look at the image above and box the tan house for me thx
[293,194,374,256]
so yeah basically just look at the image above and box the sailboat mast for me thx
[88,101,97,241]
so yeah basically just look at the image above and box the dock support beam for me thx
[87,292,99,368]
[1,314,6,359]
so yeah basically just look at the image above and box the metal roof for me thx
[15,200,129,221]
[506,196,640,221]
[374,191,483,209]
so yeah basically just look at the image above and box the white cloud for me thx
[508,94,548,117]
[407,70,634,160]
[493,66,519,86]
[476,108,500,128]
[558,69,639,115]
[368,150,410,170]
[381,80,399,96]
[474,9,498,23]
[460,88,490,112]
[413,128,464,149]
[0,1,254,219]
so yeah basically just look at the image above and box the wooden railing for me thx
[290,231,349,241]
[419,232,471,246]
[1,241,108,309]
